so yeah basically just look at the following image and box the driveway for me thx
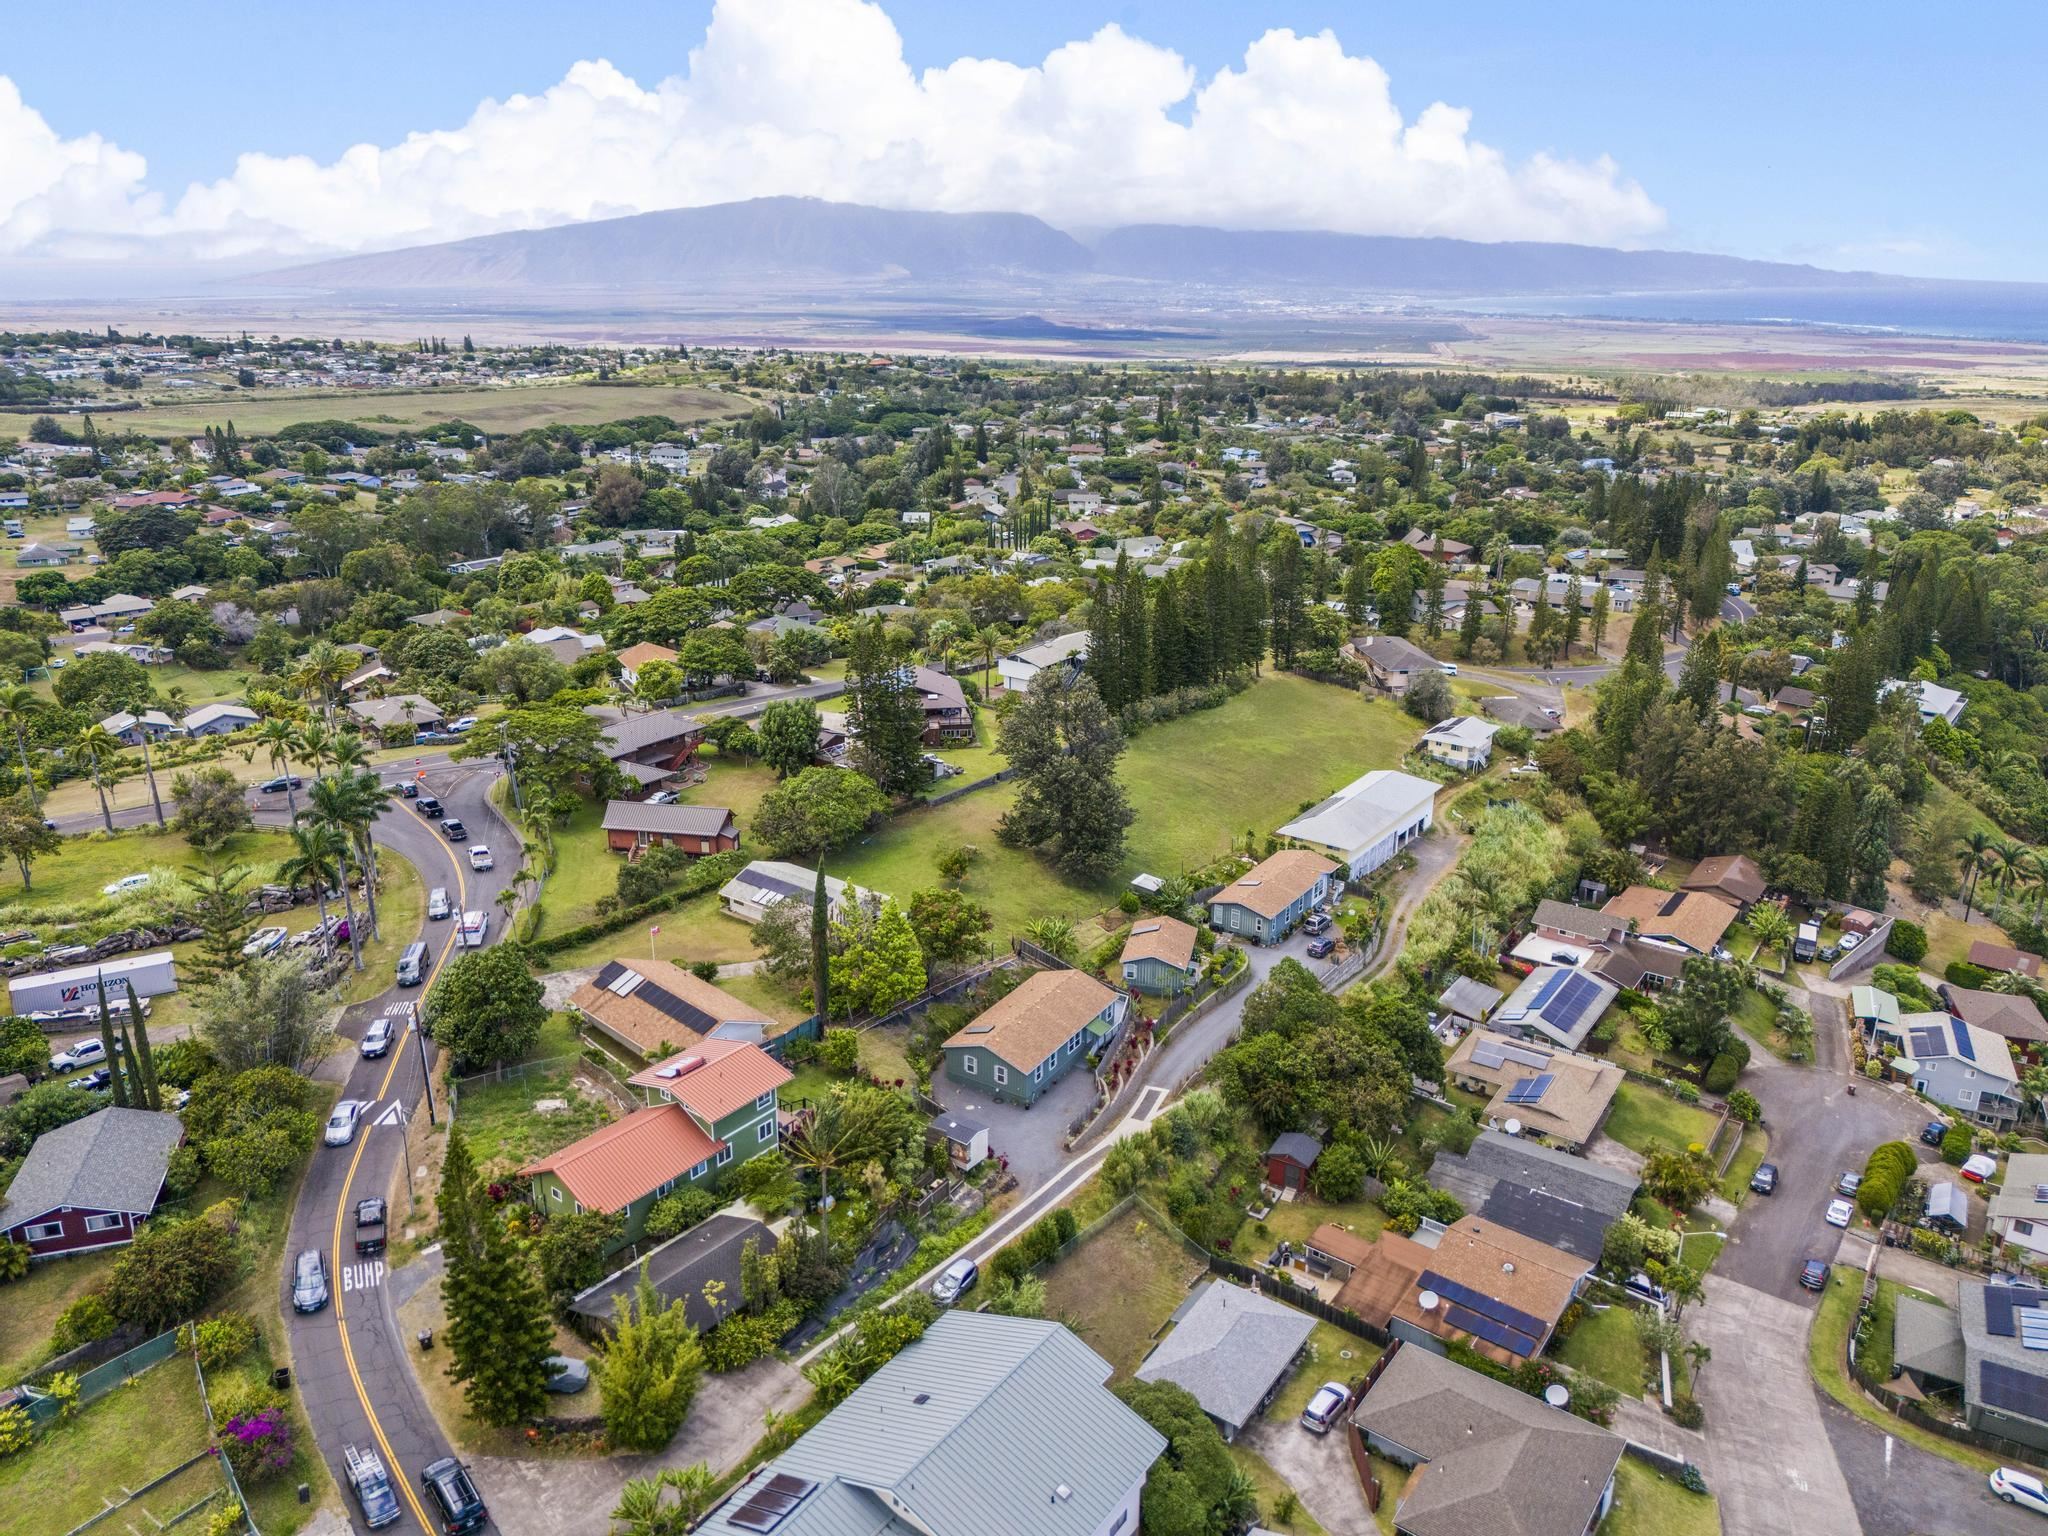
[929,1048,1100,1194]
[1243,1416,1372,1536]
[1819,1385,2041,1536]
[1688,1275,1861,1536]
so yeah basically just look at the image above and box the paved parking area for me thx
[1243,1416,1373,1536]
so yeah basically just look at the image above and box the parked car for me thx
[1510,760,1544,776]
[73,1067,111,1091]
[1441,662,1458,676]
[1990,1467,2048,1514]
[1800,1259,1831,1292]
[1623,1272,1670,1309]
[1825,1198,1854,1228]
[50,1038,107,1072]
[933,1257,979,1305]
[1920,1119,1952,1147]
[441,818,468,841]
[292,1249,330,1313]
[1963,1153,2000,1183]
[428,887,452,920]
[325,1100,365,1147]
[1750,1162,1779,1196]
[448,717,479,734]
[242,925,289,958]
[419,1458,488,1535]
[361,1017,395,1058]
[258,775,304,793]
[1837,1171,1863,1197]
[416,795,444,818]
[1300,1382,1349,1434]
[543,1356,590,1394]
[394,781,419,800]
[1306,936,1336,959]
[646,790,680,806]
[101,873,151,896]
[1302,911,1332,936]
[468,844,493,870]
[344,1445,402,1530]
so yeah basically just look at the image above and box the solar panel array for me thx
[1505,1073,1556,1105]
[1472,1040,1552,1072]
[745,870,810,904]
[596,959,723,1034]
[1980,1360,2048,1424]
[2020,1311,2048,1352]
[726,1474,819,1533]
[1419,1270,1548,1358]
[1950,1017,1978,1061]
[1908,1025,1948,1059]
[1537,971,1607,1039]
[1981,1286,2048,1337]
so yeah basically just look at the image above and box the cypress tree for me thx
[1087,578,1122,711]
[1151,573,1188,694]
[124,980,160,1110]
[440,1125,553,1427]
[95,981,128,1108]
[811,865,831,1020]
[1116,555,1150,701]
[1458,583,1484,658]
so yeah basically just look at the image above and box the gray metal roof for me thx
[0,1107,183,1227]
[1892,1296,1965,1384]
[699,1312,1164,1536]
[570,1213,771,1335]
[1266,1132,1323,1168]
[600,800,736,837]
[1134,1280,1314,1432]
[1437,976,1505,1021]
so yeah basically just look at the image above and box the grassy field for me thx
[916,709,1007,799]
[447,1013,618,1176]
[1041,1205,1208,1378]
[1601,1082,1720,1157]
[0,1355,224,1533]
[1234,1192,1385,1260]
[27,660,254,712]
[713,967,812,1029]
[1732,987,1800,1062]
[1719,1124,1770,1205]
[545,889,763,973]
[1269,1322,1380,1422]
[90,380,746,437]
[1597,1457,1720,1536]
[1557,1305,1646,1395]
[0,1249,121,1382]
[0,823,296,908]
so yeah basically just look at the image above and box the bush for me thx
[1941,1123,1974,1165]
[1311,1143,1366,1202]
[0,1403,30,1457]
[1671,1080,1701,1105]
[702,1300,802,1372]
[1857,1141,1918,1220]
[1702,1052,1742,1095]
[1945,960,1995,990]
[221,1407,295,1483]
[819,1028,861,1074]
[1871,964,1937,1011]
[51,1291,116,1351]
[194,1313,259,1371]
[645,1187,721,1242]
[1669,1393,1705,1429]
[1886,921,1928,964]
[1727,1088,1761,1123]
[0,1240,29,1286]
[1117,890,1141,915]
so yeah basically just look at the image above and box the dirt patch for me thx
[1041,1205,1208,1378]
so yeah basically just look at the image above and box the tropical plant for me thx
[74,722,123,832]
[0,685,48,813]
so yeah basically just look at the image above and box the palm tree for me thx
[609,1466,715,1536]
[279,820,345,957]
[292,640,353,723]
[1992,840,2028,909]
[783,1088,904,1249]
[254,718,304,817]
[75,724,122,833]
[1959,829,1995,920]
[303,775,371,970]
[0,685,48,813]
[1746,904,1794,965]
[134,723,166,829]
[296,721,336,784]
[974,625,1003,697]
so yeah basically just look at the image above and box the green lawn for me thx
[1597,1457,1720,1536]
[916,709,1007,799]
[1269,1322,1381,1422]
[713,967,812,1028]
[1234,1193,1386,1260]
[1731,987,1800,1062]
[1557,1304,1647,1395]
[1719,1124,1770,1205]
[0,1355,221,1533]
[448,1013,617,1176]
[340,851,425,1004]
[0,1249,121,1383]
[93,378,745,436]
[545,889,763,972]
[0,824,297,910]
[1601,1082,1720,1157]
[1041,1205,1208,1378]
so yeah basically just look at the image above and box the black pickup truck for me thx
[354,1196,387,1257]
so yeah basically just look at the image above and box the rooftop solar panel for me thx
[1981,1287,2048,1337]
[2020,1309,2048,1352]
[1505,1073,1556,1105]
[1981,1360,2048,1424]
[1443,1302,1540,1357]
[1909,1026,1947,1059]
[1419,1270,1551,1340]
[1951,1017,1977,1061]
[745,871,809,903]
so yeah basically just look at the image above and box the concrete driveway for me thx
[1242,1415,1373,1536]
[930,1050,1100,1194]
[1689,1275,1861,1536]
[1820,1384,2042,1536]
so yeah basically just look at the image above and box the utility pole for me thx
[410,1006,437,1126]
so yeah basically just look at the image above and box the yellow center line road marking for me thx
[326,811,471,1532]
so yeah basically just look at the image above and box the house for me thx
[406,608,467,628]
[1940,984,2048,1053]
[1352,1344,1622,1536]
[1884,1011,2022,1129]
[1850,984,1902,1035]
[1401,528,1472,563]
[1435,976,1504,1030]
[0,1106,185,1257]
[907,666,974,742]
[1265,1132,1322,1192]
[569,959,778,1062]
[341,660,393,696]
[1207,849,1340,944]
[1119,915,1200,996]
[347,694,444,742]
[1134,1280,1315,1442]
[941,969,1125,1106]
[99,709,178,745]
[1969,939,2043,979]
[522,1096,759,1250]
[1492,967,1618,1052]
[1886,1282,2048,1454]
[1482,695,1564,735]
[601,801,740,857]
[1880,677,1967,726]
[718,860,873,926]
[1273,770,1437,881]
[1350,634,1444,696]
[1442,1031,1622,1150]
[1586,936,1687,994]
[928,1111,989,1172]
[1426,1131,1638,1261]
[527,625,604,667]
[180,703,259,737]
[15,542,78,566]
[588,705,706,790]
[1679,853,1767,912]
[1987,1154,2048,1261]
[695,1311,1165,1536]
[59,594,152,630]
[569,1212,775,1334]
[614,642,679,690]
[1599,885,1736,955]
[1419,715,1500,771]
[996,631,1089,693]
[1333,1216,1591,1365]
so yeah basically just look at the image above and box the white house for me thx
[996,631,1090,693]
[99,709,178,745]
[1880,678,1966,726]
[1274,769,1438,880]
[181,703,259,737]
[717,860,877,926]
[1419,715,1502,770]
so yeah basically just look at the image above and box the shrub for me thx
[0,1240,28,1286]
[1857,1141,1918,1220]
[645,1187,721,1242]
[690,959,720,983]
[1701,1052,1742,1095]
[703,1301,802,1372]
[164,1143,203,1199]
[1670,1393,1706,1429]
[1311,1143,1366,1202]
[1117,890,1141,915]
[1886,921,1928,965]
[51,1290,118,1351]
[1671,1080,1701,1105]
[819,1029,861,1075]
[195,1313,259,1371]
[1678,1464,1709,1494]
[1941,1123,1973,1165]
[0,1403,30,1457]
[1726,1088,1761,1124]
[1588,1018,1620,1051]
[1871,964,1937,1010]
[1945,960,1995,989]
[221,1407,295,1483]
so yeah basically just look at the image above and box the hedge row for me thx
[524,849,750,959]
[1857,1140,1919,1221]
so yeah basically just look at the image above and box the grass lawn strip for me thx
[1039,1205,1207,1379]
[0,824,295,908]
[1719,1124,1770,1205]
[1557,1303,1648,1396]
[0,1248,121,1382]
[1597,1456,1720,1536]
[1731,988,1798,1061]
[1269,1323,1381,1423]
[1601,1082,1720,1157]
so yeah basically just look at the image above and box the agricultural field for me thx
[85,380,748,438]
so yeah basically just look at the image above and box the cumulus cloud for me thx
[0,0,1665,262]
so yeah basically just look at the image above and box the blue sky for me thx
[1,1,2035,280]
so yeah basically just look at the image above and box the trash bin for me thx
[417,1328,434,1351]
[271,1367,291,1390]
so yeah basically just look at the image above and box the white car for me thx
[101,873,151,896]
[242,925,289,958]
[1991,1467,2048,1514]
[468,845,494,871]
[427,887,452,920]
[49,1039,108,1073]
[646,791,680,806]
[1510,760,1543,777]
[324,1100,366,1147]
[448,716,479,733]
[1825,1198,1854,1228]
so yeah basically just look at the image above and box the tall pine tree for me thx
[440,1125,553,1427]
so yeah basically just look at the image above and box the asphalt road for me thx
[284,757,515,1535]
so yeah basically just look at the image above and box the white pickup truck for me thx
[458,910,488,948]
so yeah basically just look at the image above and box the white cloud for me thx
[0,0,1665,262]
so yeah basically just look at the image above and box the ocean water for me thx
[1433,285,2048,344]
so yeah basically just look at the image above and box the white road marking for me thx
[372,1102,403,1128]
[341,1260,386,1294]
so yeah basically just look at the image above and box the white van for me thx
[458,911,488,949]
[396,941,428,987]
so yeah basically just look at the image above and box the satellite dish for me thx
[1503,1118,1523,1136]
[1544,1384,1571,1409]
[1418,1289,1441,1312]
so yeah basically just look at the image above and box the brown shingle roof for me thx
[1599,885,1735,954]
[1120,915,1197,970]
[1942,985,2048,1045]
[1969,939,2042,978]
[1213,850,1337,921]
[627,1039,794,1121]
[942,969,1118,1072]
[615,641,678,671]
[1443,1032,1622,1147]
[520,1105,722,1212]
[1306,1222,1375,1270]
[571,959,774,1059]
[1680,853,1766,907]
